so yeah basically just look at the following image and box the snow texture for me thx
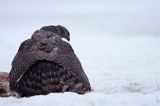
[0,0,160,106]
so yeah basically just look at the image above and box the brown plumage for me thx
[9,25,91,97]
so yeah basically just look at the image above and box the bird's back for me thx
[9,25,91,97]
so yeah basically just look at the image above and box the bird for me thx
[9,25,91,97]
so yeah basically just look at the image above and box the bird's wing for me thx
[9,39,43,89]
[47,41,91,87]
[9,39,90,90]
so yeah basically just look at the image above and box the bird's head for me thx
[40,25,70,41]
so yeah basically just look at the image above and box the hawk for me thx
[9,25,91,97]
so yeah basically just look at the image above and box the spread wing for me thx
[48,41,91,89]
[9,39,43,90]
[9,39,90,92]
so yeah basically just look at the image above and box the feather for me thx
[9,25,91,97]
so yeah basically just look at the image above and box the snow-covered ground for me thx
[0,0,160,106]
[1,36,160,106]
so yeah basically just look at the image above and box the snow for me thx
[1,0,160,106]
[0,92,160,106]
[1,36,160,106]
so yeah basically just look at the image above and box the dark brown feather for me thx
[9,25,91,97]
